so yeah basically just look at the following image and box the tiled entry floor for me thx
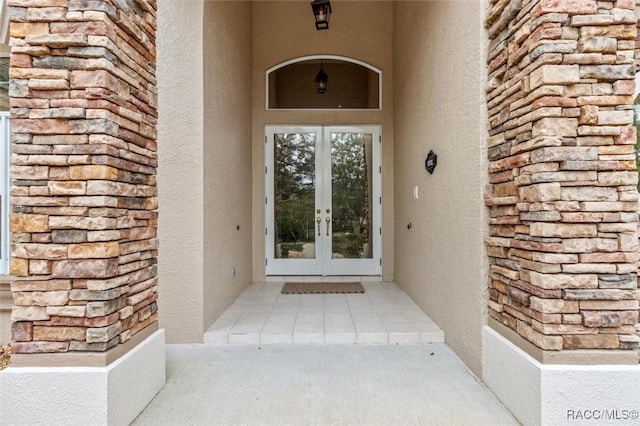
[204,281,444,345]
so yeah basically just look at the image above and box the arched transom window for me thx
[266,55,381,110]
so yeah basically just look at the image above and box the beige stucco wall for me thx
[203,1,253,329]
[157,0,253,341]
[251,1,394,280]
[157,0,205,342]
[393,1,488,376]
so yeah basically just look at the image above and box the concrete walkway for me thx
[133,343,518,425]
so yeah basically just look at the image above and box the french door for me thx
[265,125,382,276]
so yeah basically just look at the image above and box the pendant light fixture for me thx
[315,60,328,94]
[310,0,332,30]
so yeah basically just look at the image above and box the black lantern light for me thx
[425,150,437,174]
[310,0,332,30]
[315,60,328,94]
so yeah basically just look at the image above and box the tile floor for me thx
[204,281,445,345]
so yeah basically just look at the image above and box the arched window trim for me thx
[265,55,382,111]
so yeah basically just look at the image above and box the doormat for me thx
[281,282,365,294]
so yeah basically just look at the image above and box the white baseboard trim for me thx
[483,326,640,426]
[0,329,165,426]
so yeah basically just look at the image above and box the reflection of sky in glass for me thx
[277,134,315,187]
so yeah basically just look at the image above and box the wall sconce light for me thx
[315,60,328,94]
[425,150,437,174]
[311,0,332,30]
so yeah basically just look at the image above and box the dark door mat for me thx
[281,282,365,294]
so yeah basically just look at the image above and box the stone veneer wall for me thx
[485,0,640,355]
[8,0,158,355]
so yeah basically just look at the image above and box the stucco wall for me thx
[393,1,488,375]
[251,1,394,280]
[157,0,205,342]
[157,0,253,341]
[203,1,253,329]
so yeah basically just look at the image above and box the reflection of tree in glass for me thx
[331,133,369,257]
[274,134,316,244]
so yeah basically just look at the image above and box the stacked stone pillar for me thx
[486,0,640,359]
[7,0,158,358]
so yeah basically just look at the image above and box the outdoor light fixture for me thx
[311,0,332,30]
[315,60,328,94]
[425,150,437,174]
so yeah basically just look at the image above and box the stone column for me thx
[9,0,159,360]
[485,0,639,362]
[483,1,640,424]
[1,1,164,424]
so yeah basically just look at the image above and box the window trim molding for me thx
[0,0,8,44]
[265,55,383,111]
[0,112,9,274]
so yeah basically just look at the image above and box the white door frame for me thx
[265,126,323,275]
[265,125,382,276]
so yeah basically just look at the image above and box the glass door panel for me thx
[330,132,373,260]
[323,127,380,276]
[274,133,317,260]
[266,125,380,276]
[266,127,323,275]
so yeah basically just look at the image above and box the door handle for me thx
[316,216,322,236]
[325,209,331,236]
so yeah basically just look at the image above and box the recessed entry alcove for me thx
[266,55,381,109]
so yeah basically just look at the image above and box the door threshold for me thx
[265,276,382,283]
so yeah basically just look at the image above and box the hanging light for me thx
[315,60,328,94]
[310,0,332,30]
